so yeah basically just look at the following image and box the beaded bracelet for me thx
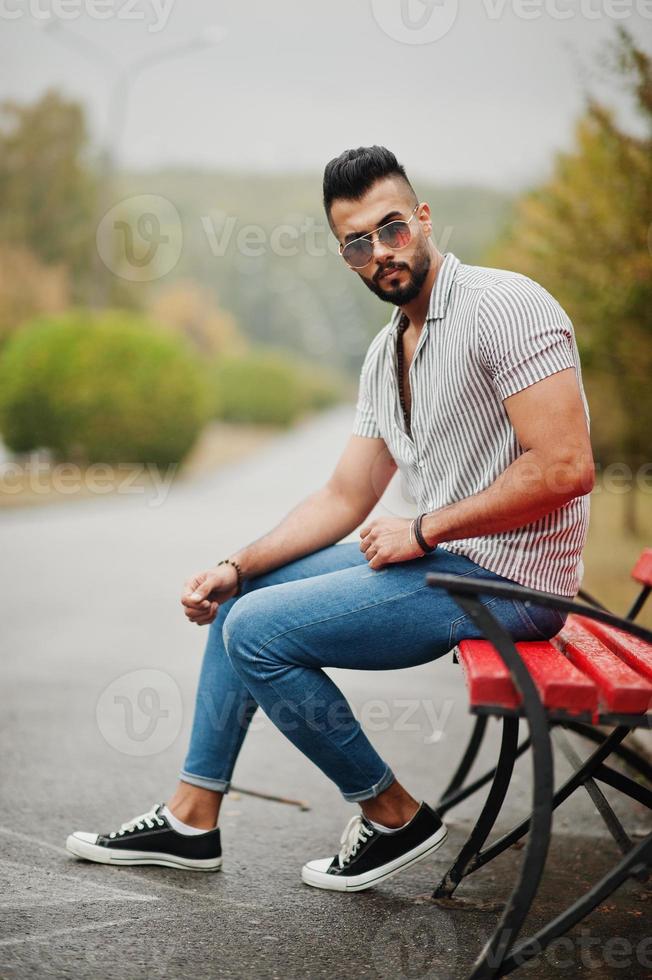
[217,558,244,596]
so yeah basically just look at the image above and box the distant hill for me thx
[117,169,513,374]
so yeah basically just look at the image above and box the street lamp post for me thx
[41,22,228,306]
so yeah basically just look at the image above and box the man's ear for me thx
[417,201,432,238]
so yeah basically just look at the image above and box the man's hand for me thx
[359,516,425,569]
[181,564,239,626]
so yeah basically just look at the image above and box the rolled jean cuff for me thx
[179,769,231,793]
[341,764,395,803]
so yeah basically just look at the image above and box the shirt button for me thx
[418,460,426,468]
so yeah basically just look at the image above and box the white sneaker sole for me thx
[65,834,222,872]
[301,823,448,892]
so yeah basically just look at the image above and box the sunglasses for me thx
[339,205,420,270]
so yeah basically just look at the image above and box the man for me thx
[66,146,593,891]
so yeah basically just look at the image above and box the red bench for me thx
[457,616,652,721]
[426,548,652,979]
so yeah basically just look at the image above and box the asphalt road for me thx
[1,405,650,980]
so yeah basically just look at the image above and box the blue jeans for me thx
[179,542,567,802]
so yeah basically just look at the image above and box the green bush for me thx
[292,357,346,412]
[0,309,211,467]
[211,349,342,426]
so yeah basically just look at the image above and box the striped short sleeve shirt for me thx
[352,252,591,597]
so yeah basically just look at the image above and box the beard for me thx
[359,238,432,306]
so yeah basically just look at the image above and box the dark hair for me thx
[322,145,417,220]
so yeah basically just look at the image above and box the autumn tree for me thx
[488,29,651,534]
[148,280,249,358]
[0,89,97,300]
[0,244,69,347]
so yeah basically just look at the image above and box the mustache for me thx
[374,263,409,284]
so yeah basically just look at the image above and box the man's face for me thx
[329,175,432,305]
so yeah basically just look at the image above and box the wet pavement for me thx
[1,406,650,979]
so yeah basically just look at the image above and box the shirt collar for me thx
[387,252,460,339]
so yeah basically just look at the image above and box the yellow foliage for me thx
[487,29,651,494]
[0,243,69,345]
[148,279,249,358]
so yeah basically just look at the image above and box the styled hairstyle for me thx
[322,145,417,221]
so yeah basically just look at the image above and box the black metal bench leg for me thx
[434,716,519,898]
[438,728,533,817]
[434,596,555,980]
[439,714,652,826]
[594,763,652,812]
[498,832,652,975]
[468,726,630,873]
[437,715,489,815]
[627,584,651,621]
[554,728,634,855]
[562,719,652,783]
[424,572,652,979]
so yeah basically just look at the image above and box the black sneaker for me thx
[301,801,447,892]
[65,802,222,872]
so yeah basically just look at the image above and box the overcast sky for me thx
[2,0,650,189]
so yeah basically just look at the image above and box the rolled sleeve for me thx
[352,364,381,438]
[478,277,577,401]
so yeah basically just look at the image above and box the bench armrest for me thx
[425,573,652,648]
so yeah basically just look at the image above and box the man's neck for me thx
[399,247,443,334]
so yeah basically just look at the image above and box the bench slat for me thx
[574,615,652,683]
[553,617,652,714]
[457,639,598,714]
[632,548,652,588]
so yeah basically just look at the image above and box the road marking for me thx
[0,915,171,947]
[0,857,159,906]
[0,825,260,910]
[0,826,69,857]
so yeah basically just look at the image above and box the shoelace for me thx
[108,802,166,839]
[337,814,374,868]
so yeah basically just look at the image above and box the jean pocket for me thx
[448,596,499,649]
[449,597,568,648]
[508,600,568,641]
